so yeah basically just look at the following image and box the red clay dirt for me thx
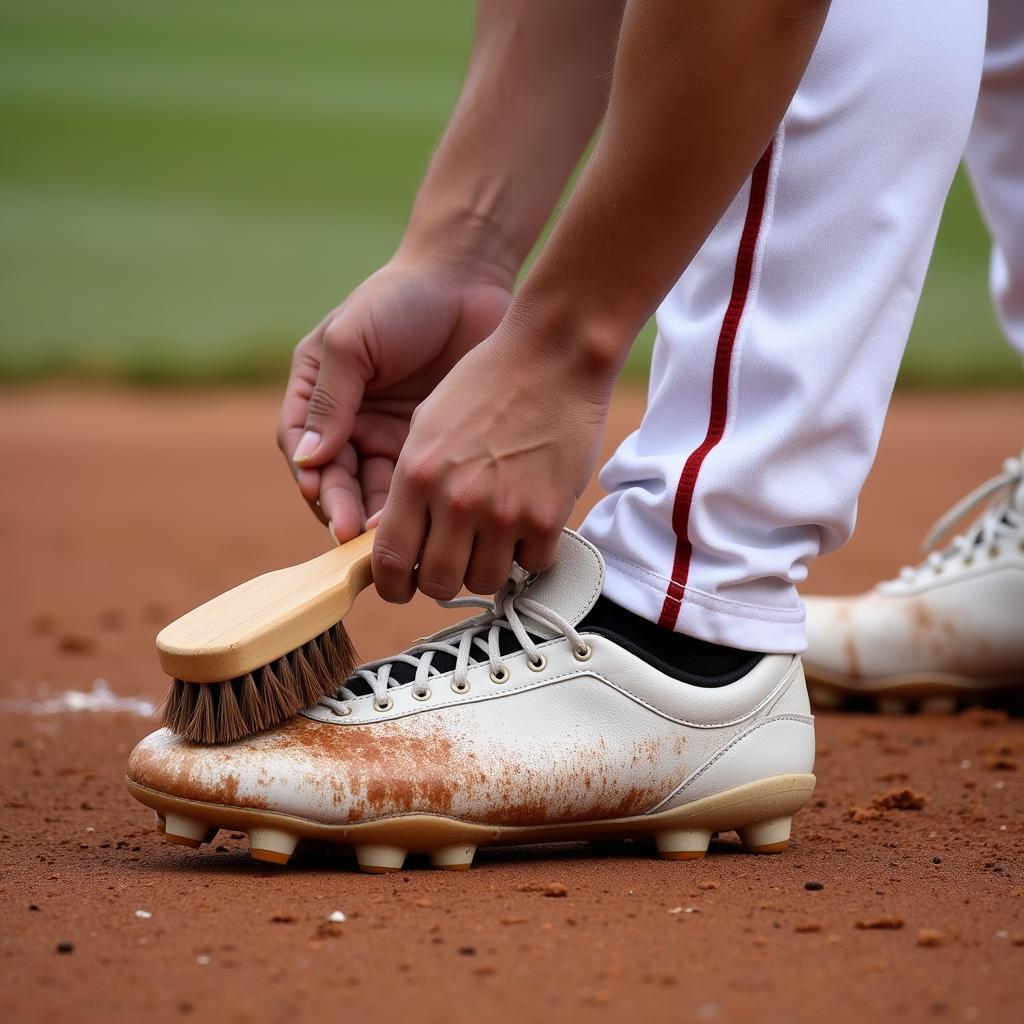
[1,386,1021,1023]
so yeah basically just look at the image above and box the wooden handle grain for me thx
[156,528,376,683]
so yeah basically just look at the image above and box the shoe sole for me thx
[126,772,816,872]
[805,664,1023,714]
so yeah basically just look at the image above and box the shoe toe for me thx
[127,727,245,805]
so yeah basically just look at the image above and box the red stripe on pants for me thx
[658,143,775,630]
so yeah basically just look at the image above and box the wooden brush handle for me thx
[156,528,376,683]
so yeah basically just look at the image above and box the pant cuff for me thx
[598,550,807,655]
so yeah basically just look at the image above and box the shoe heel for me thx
[738,816,791,853]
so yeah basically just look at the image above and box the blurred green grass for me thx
[0,0,1019,387]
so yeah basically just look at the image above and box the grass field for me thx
[0,0,1020,386]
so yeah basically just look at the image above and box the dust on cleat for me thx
[803,451,1024,711]
[126,529,816,872]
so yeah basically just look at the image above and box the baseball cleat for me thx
[127,530,815,872]
[803,451,1024,711]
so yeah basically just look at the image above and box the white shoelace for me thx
[319,575,589,716]
[894,450,1024,583]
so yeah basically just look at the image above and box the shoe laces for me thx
[893,451,1024,584]
[319,571,588,715]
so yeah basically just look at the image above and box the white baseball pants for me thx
[583,0,1020,653]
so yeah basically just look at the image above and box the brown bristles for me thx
[160,622,359,744]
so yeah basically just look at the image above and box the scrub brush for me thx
[158,529,374,744]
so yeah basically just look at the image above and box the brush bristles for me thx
[160,622,359,744]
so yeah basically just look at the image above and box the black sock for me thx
[577,594,763,687]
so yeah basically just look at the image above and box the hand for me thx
[278,258,512,541]
[370,322,616,601]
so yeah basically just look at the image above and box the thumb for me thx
[292,321,371,469]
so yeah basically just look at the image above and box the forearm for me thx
[397,0,625,283]
[511,0,830,366]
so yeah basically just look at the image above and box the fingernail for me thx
[365,510,383,530]
[327,521,341,547]
[292,430,321,464]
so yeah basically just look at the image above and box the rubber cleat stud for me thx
[920,695,957,714]
[738,816,792,854]
[355,844,407,874]
[877,697,909,716]
[163,813,215,848]
[430,844,476,871]
[654,829,712,861]
[249,828,298,866]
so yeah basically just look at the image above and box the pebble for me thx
[543,883,568,898]
[134,909,152,919]
[795,922,823,933]
[327,910,346,923]
[56,942,73,954]
[805,881,825,891]
[917,929,945,948]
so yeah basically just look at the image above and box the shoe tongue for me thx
[516,528,605,637]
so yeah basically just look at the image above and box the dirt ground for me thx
[1,386,1021,1024]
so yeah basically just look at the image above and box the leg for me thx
[965,0,1024,361]
[802,4,1024,711]
[582,0,987,652]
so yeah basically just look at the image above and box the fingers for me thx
[416,515,475,602]
[359,455,395,521]
[465,531,519,595]
[318,444,366,543]
[293,315,372,470]
[514,522,563,576]
[371,481,428,604]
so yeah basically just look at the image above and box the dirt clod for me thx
[855,916,905,931]
[56,942,73,954]
[543,883,569,898]
[805,881,825,891]
[917,929,945,947]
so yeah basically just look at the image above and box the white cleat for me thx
[126,530,816,871]
[803,452,1024,711]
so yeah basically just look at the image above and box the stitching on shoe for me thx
[306,646,801,731]
[644,713,814,815]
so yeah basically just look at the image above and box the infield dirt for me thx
[1,386,1021,1023]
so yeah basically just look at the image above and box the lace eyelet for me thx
[373,696,394,713]
[332,705,353,718]
[450,678,470,695]
[528,654,547,673]
[573,642,592,662]
[489,666,510,684]
[412,686,432,702]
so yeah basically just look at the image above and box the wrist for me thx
[397,196,521,294]
[492,291,631,391]
[501,283,636,383]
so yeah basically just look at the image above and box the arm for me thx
[280,1,625,540]
[371,0,831,602]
